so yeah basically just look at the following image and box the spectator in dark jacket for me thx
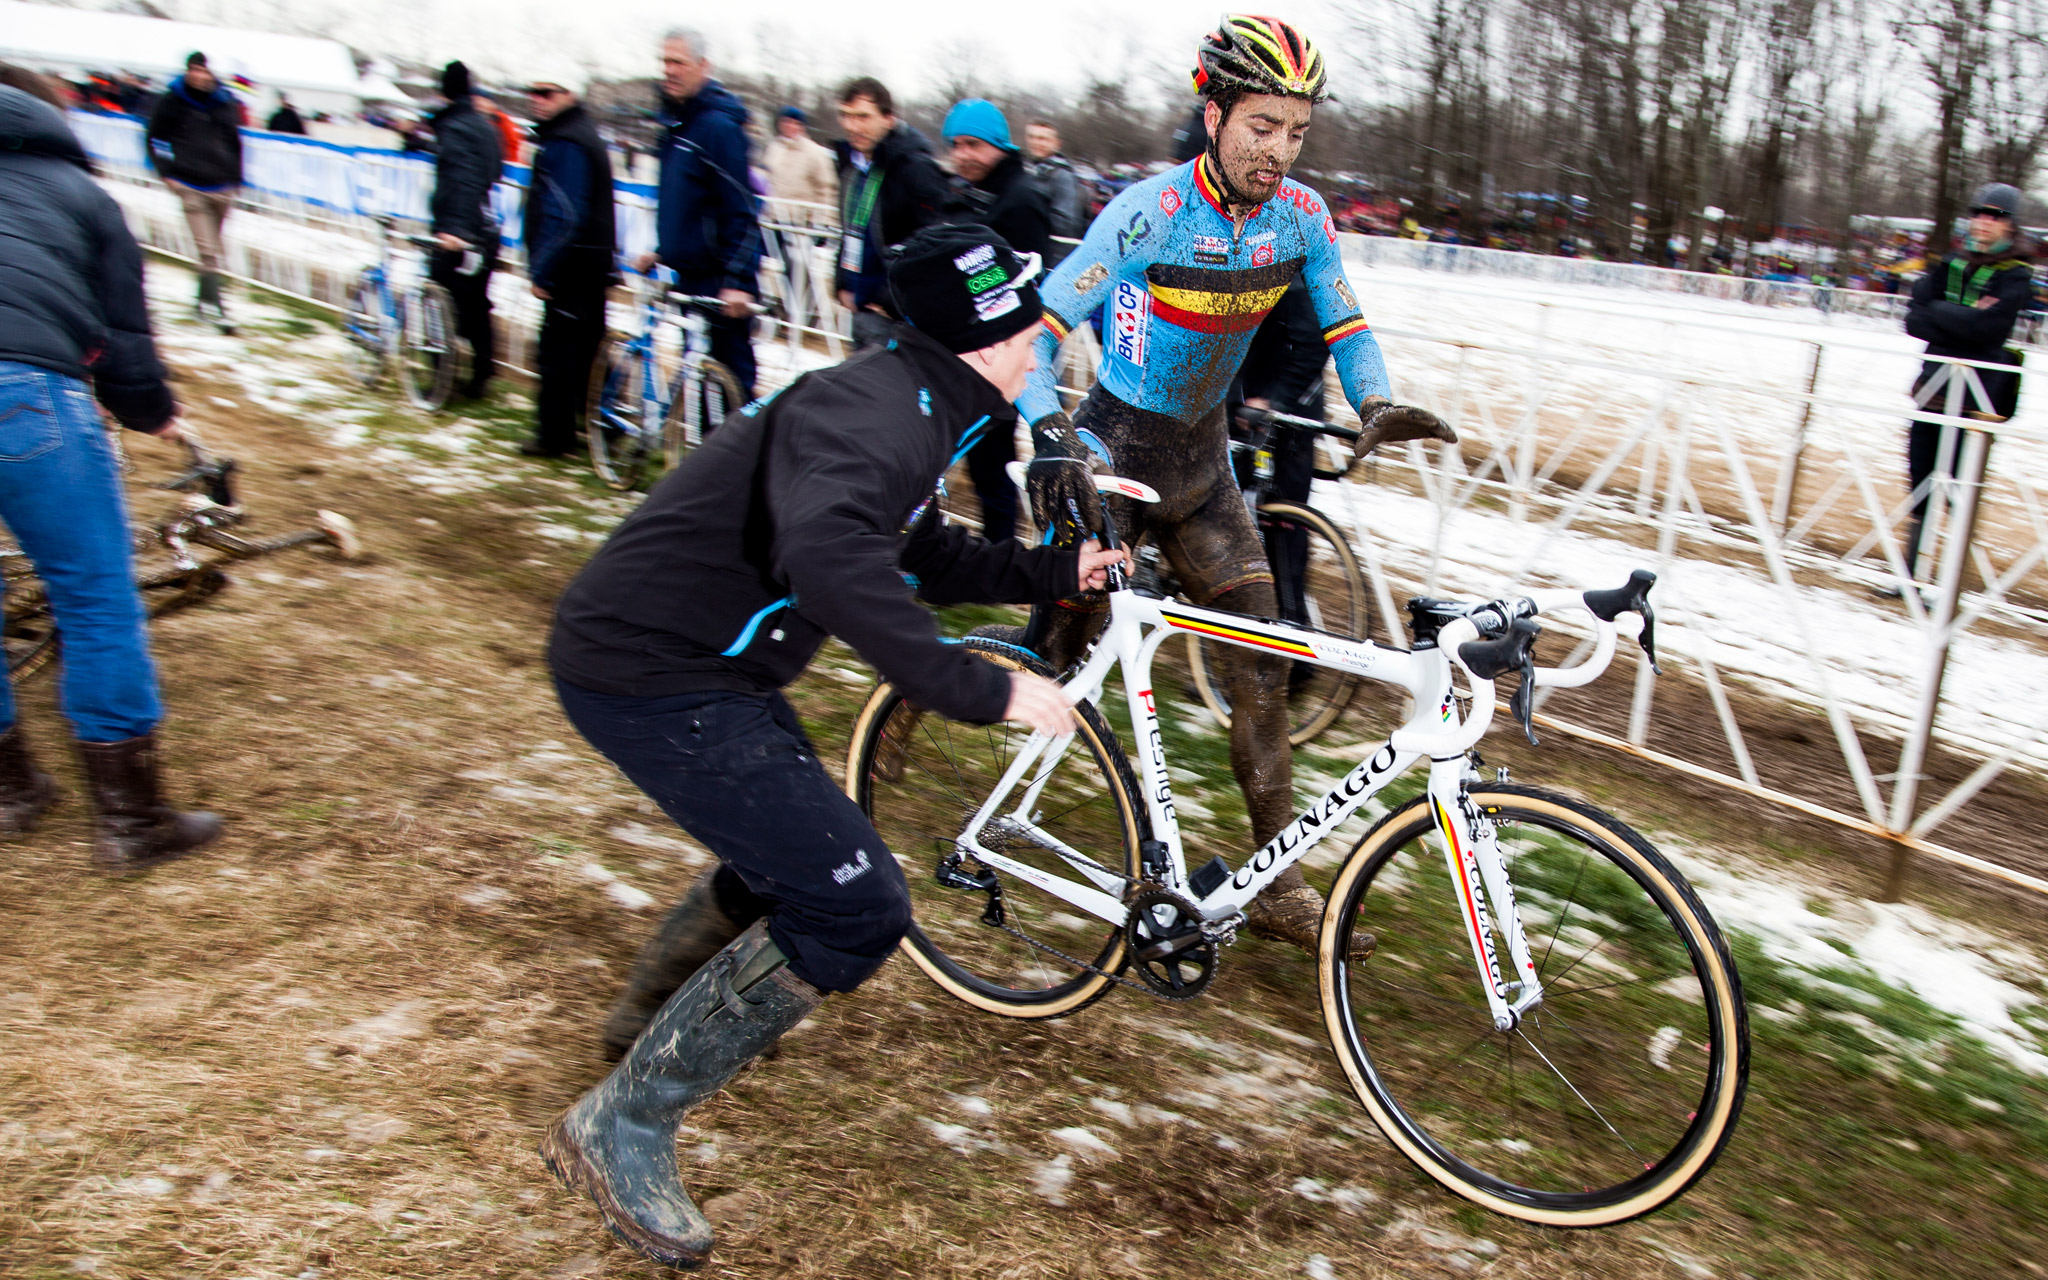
[1023,120,1086,252]
[266,94,306,135]
[940,98,1051,540]
[540,226,1121,1268]
[145,52,242,326]
[1900,180,2035,575]
[427,61,504,400]
[521,66,617,457]
[1232,279,1328,620]
[632,29,761,399]
[832,76,947,348]
[0,84,223,870]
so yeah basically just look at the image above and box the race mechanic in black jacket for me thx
[542,225,1124,1273]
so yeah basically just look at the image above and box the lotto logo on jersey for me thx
[1159,187,1183,216]
[1110,280,1149,366]
[1252,243,1275,267]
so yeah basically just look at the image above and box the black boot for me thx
[601,866,749,1061]
[542,920,822,1269]
[0,726,58,834]
[76,735,224,871]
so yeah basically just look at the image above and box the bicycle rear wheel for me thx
[4,572,57,683]
[342,273,386,390]
[587,339,657,491]
[1187,500,1369,745]
[661,358,744,470]
[401,283,460,410]
[845,637,1145,1018]
[1319,785,1748,1226]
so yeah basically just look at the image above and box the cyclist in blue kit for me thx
[1012,16,1456,953]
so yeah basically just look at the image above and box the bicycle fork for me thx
[1427,757,1544,1031]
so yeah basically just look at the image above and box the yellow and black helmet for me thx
[1192,15,1329,104]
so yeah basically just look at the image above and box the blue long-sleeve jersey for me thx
[1016,155,1388,426]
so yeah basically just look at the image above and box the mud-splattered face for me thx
[1205,94,1311,207]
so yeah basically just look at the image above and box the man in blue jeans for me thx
[0,80,222,869]
[541,226,1122,1268]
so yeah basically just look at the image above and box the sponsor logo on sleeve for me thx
[1322,215,1337,244]
[1110,280,1149,367]
[1334,276,1356,310]
[1117,210,1153,257]
[1159,187,1183,216]
[1073,261,1110,293]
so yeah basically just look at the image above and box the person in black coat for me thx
[145,52,242,325]
[266,95,306,135]
[1232,279,1328,624]
[521,69,617,457]
[539,227,1124,1269]
[831,76,949,347]
[1901,180,2035,574]
[937,98,1051,541]
[426,61,504,399]
[0,83,223,870]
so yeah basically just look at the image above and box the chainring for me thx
[1123,887,1217,1001]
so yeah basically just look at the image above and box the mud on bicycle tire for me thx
[661,359,744,471]
[401,282,461,411]
[1186,500,1370,745]
[587,336,658,491]
[845,637,1147,1018]
[1318,784,1748,1226]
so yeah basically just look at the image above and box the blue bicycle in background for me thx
[343,217,462,411]
[586,264,746,491]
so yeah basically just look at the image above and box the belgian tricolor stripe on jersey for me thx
[1323,316,1371,345]
[1193,154,1230,216]
[1162,608,1318,659]
[1143,259,1303,335]
[1040,312,1073,342]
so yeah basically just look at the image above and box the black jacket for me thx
[1238,280,1328,417]
[428,99,503,244]
[944,150,1052,259]
[523,103,617,290]
[832,125,948,307]
[266,104,306,135]
[550,324,1078,723]
[1906,243,2035,361]
[0,87,175,431]
[145,75,242,188]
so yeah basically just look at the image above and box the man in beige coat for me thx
[762,106,836,219]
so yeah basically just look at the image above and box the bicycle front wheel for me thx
[587,338,655,491]
[845,637,1145,1018]
[1319,785,1747,1226]
[1187,500,1369,745]
[342,273,386,390]
[661,359,744,470]
[4,577,58,683]
[401,283,460,410]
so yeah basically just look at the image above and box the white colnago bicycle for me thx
[847,471,1749,1227]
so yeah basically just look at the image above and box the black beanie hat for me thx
[441,60,472,100]
[888,224,1043,354]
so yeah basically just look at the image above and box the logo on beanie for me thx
[954,244,997,273]
[975,289,1022,321]
[965,265,1010,295]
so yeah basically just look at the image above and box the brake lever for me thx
[1456,616,1543,746]
[1582,568,1660,674]
[1508,618,1539,745]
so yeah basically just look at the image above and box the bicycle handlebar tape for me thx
[1459,616,1543,745]
[886,225,1043,354]
[1582,569,1660,673]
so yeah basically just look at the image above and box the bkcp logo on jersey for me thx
[1252,243,1275,267]
[1159,187,1183,216]
[1192,234,1229,265]
[1110,280,1148,366]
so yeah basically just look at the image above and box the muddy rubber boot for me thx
[0,726,59,834]
[541,920,823,1270]
[601,867,748,1061]
[77,735,224,871]
[1242,864,1374,959]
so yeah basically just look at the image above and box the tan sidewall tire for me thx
[1316,785,1747,1226]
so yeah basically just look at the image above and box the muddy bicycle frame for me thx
[957,474,1653,1032]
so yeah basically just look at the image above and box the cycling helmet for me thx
[1192,15,1329,104]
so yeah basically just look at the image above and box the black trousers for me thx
[554,678,911,994]
[1903,419,1994,571]
[965,422,1019,541]
[535,268,610,453]
[707,310,756,402]
[430,241,497,395]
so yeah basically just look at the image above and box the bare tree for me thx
[1893,0,1997,253]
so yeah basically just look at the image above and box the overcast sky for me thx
[158,0,1394,108]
